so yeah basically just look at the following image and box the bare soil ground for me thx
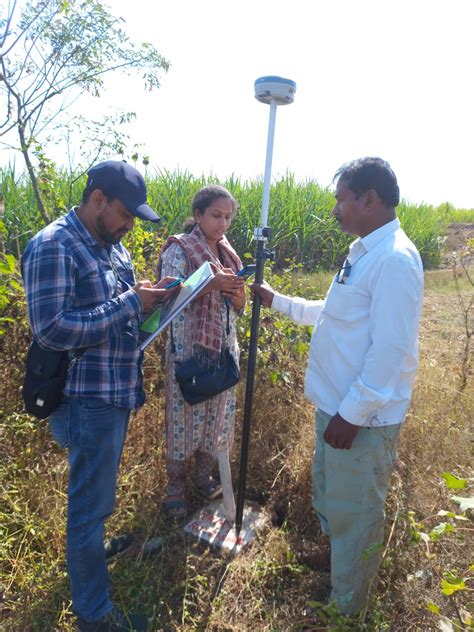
[442,222,474,263]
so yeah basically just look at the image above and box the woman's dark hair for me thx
[334,157,400,208]
[183,184,238,233]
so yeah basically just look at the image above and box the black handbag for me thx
[173,302,240,405]
[22,341,83,419]
[175,347,240,406]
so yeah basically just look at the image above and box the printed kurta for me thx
[161,242,240,460]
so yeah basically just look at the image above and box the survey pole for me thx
[235,76,296,535]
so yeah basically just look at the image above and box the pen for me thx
[164,278,183,289]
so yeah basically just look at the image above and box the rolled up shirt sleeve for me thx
[338,254,423,426]
[272,292,324,326]
[23,239,143,351]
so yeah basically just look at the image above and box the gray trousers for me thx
[312,408,401,615]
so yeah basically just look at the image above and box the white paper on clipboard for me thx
[139,261,215,351]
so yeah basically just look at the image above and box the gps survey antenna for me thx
[235,76,296,535]
[253,76,296,227]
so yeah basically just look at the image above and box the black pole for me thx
[234,77,295,536]
[235,229,271,535]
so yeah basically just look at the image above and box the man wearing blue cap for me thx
[22,160,178,631]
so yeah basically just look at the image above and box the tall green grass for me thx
[1,165,470,268]
[434,202,474,224]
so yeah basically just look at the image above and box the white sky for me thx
[3,0,474,208]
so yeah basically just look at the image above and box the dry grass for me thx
[1,266,472,631]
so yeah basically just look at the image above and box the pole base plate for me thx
[183,499,266,555]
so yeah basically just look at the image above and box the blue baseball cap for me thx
[86,160,160,223]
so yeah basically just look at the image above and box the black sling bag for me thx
[22,341,84,419]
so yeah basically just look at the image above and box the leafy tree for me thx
[0,0,169,222]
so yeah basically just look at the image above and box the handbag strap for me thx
[170,301,230,355]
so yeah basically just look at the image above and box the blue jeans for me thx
[49,396,131,622]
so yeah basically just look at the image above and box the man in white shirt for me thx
[252,157,423,615]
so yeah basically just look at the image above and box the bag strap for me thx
[170,301,230,355]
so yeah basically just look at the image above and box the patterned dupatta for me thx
[158,223,242,358]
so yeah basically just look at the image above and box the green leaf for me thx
[460,607,473,626]
[426,602,440,614]
[0,254,16,275]
[361,542,384,560]
[8,279,23,292]
[451,496,474,512]
[5,254,15,270]
[441,574,466,595]
[269,371,278,385]
[429,522,455,540]
[441,472,467,489]
[436,510,467,521]
[296,341,308,355]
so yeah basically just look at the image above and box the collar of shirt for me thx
[67,207,104,250]
[347,218,400,264]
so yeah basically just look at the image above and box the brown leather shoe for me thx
[297,542,331,571]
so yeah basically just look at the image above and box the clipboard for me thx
[139,261,215,351]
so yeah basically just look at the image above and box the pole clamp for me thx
[253,226,272,241]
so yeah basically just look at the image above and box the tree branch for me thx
[0,0,18,50]
[2,0,52,58]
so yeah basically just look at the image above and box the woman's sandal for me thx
[163,494,188,519]
[196,477,222,501]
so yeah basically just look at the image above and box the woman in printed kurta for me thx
[158,185,245,518]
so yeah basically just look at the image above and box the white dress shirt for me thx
[272,219,423,426]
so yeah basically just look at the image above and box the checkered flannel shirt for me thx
[21,208,145,409]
